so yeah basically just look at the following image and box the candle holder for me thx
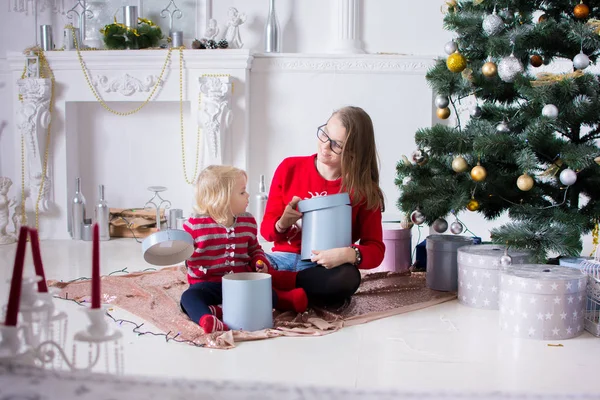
[144,186,171,231]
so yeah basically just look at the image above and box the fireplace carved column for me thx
[198,76,232,167]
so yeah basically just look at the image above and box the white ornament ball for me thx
[573,52,590,70]
[498,54,524,83]
[559,168,577,186]
[435,95,450,109]
[500,254,512,267]
[496,121,510,133]
[432,218,448,233]
[411,210,426,225]
[444,40,458,55]
[542,104,559,119]
[470,106,482,119]
[450,221,464,235]
[482,12,504,36]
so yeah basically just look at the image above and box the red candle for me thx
[29,228,48,293]
[91,223,101,309]
[4,226,29,326]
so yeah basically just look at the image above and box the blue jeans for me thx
[265,251,318,272]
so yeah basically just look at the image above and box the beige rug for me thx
[49,267,456,349]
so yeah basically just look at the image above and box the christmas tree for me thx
[396,0,600,262]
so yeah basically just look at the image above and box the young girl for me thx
[181,165,307,333]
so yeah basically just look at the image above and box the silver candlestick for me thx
[144,186,171,231]
[160,0,183,39]
[67,0,93,49]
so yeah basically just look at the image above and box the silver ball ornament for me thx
[470,106,482,119]
[444,40,458,55]
[496,121,510,133]
[542,104,559,119]
[500,254,512,267]
[482,12,504,36]
[573,52,590,70]
[411,149,428,166]
[559,168,577,186]
[498,54,524,83]
[411,210,426,225]
[435,95,450,109]
[432,218,448,233]
[450,221,464,235]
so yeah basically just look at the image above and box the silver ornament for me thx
[435,95,450,109]
[450,221,464,235]
[573,52,590,70]
[482,12,504,36]
[444,40,458,55]
[410,210,426,225]
[498,54,524,83]
[432,218,448,233]
[470,106,482,118]
[500,254,512,267]
[411,149,428,165]
[542,104,559,119]
[496,121,510,133]
[559,168,577,186]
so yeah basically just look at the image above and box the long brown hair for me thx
[334,106,385,211]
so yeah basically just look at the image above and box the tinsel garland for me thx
[101,17,163,50]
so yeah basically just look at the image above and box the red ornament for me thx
[530,54,543,68]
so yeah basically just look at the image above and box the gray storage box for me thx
[458,244,531,309]
[426,235,474,291]
[297,193,352,260]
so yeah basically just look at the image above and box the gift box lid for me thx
[458,244,531,269]
[142,229,195,266]
[500,264,587,295]
[297,193,350,213]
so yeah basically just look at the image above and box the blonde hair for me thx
[334,106,385,211]
[194,165,247,225]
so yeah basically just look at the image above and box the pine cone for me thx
[206,40,217,49]
[192,39,205,49]
[218,39,229,49]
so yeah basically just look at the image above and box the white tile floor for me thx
[1,238,599,394]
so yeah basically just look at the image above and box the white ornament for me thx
[559,168,577,186]
[573,52,590,70]
[432,218,448,233]
[204,18,220,41]
[224,7,246,49]
[470,106,482,119]
[450,221,464,235]
[482,12,504,36]
[542,104,559,119]
[435,95,449,108]
[444,40,458,55]
[500,254,512,267]
[496,121,510,133]
[498,54,524,83]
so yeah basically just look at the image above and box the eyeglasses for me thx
[316,124,343,155]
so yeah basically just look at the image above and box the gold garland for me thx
[530,70,584,87]
[18,48,55,231]
[69,26,172,116]
[591,222,599,257]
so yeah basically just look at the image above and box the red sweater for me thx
[183,213,269,284]
[260,154,385,270]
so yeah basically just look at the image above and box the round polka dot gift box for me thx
[458,245,532,309]
[499,265,587,340]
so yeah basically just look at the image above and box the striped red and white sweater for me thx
[183,212,269,284]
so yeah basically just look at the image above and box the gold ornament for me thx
[462,68,475,82]
[470,162,487,182]
[447,52,467,73]
[467,198,480,211]
[531,70,584,87]
[538,14,548,23]
[451,156,469,173]
[482,61,497,77]
[594,156,600,165]
[517,174,534,191]
[530,54,543,67]
[574,3,590,19]
[437,107,451,119]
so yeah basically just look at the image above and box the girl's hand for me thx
[310,247,355,269]
[255,260,268,273]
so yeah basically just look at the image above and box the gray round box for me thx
[426,235,474,291]
[458,245,531,309]
[222,272,273,331]
[297,193,352,260]
[499,264,587,340]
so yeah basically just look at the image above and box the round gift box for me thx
[141,229,195,266]
[426,235,474,291]
[222,272,273,331]
[373,223,412,273]
[458,245,531,309]
[297,193,352,260]
[499,264,587,340]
